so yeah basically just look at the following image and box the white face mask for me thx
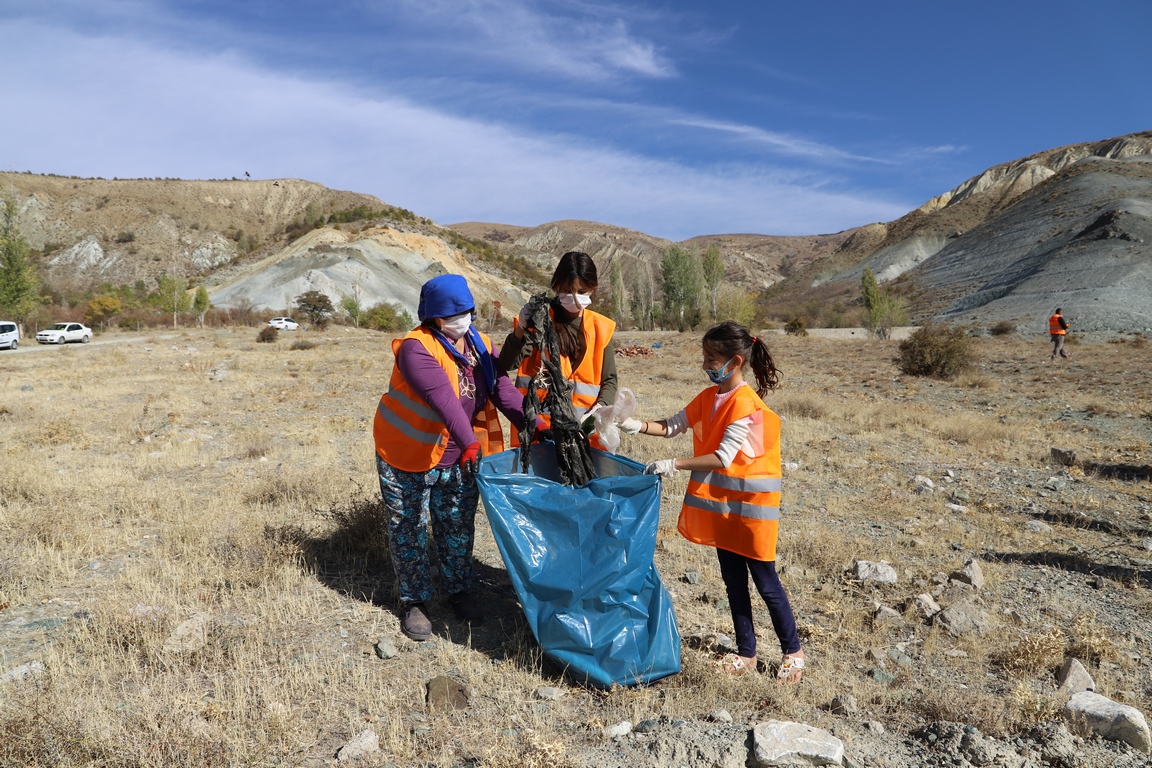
[558,292,592,313]
[439,312,472,340]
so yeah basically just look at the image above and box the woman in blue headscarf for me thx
[373,274,525,640]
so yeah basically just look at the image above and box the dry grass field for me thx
[3,326,1152,767]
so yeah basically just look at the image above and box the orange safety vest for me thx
[373,327,504,473]
[677,385,782,562]
[511,308,615,446]
[1048,314,1066,335]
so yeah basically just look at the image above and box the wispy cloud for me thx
[0,16,909,239]
[668,118,887,163]
[389,0,675,81]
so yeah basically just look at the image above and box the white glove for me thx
[619,418,643,435]
[517,304,532,328]
[580,403,603,425]
[644,459,678,477]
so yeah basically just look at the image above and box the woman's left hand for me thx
[644,459,678,477]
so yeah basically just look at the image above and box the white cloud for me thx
[0,20,909,239]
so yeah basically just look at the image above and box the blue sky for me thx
[1,1,1149,240]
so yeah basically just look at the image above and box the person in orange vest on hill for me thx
[1049,307,1071,361]
[373,274,527,641]
[498,251,617,446]
[618,321,804,682]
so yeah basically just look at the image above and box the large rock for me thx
[752,720,844,766]
[949,559,985,589]
[1065,690,1151,753]
[336,729,380,762]
[853,560,898,584]
[934,601,990,637]
[1056,658,1095,695]
[162,612,211,654]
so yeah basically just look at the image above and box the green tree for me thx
[295,290,335,327]
[609,257,628,324]
[193,285,211,328]
[702,244,724,319]
[861,267,907,338]
[339,285,363,328]
[362,301,414,332]
[84,294,122,329]
[157,273,192,327]
[0,198,43,327]
[660,245,702,329]
[861,267,880,332]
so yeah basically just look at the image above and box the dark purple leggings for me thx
[716,547,801,658]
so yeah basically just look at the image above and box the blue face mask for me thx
[704,356,736,385]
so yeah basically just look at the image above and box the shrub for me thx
[784,317,808,337]
[990,320,1015,336]
[290,338,317,351]
[897,323,974,378]
[257,326,278,343]
[363,301,414,332]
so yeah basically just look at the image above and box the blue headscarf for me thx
[417,274,498,395]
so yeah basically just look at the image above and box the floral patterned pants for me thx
[376,455,479,605]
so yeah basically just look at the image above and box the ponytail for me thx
[702,321,780,398]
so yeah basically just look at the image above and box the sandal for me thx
[717,653,757,676]
[776,654,805,684]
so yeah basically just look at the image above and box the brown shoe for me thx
[448,591,484,624]
[401,602,432,641]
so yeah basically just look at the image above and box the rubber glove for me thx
[644,459,678,477]
[459,443,481,477]
[619,418,642,435]
[517,303,533,330]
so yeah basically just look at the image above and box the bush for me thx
[990,320,1016,336]
[290,338,317,351]
[363,301,414,332]
[897,323,974,378]
[257,326,278,343]
[784,317,808,337]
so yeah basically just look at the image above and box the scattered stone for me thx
[751,720,844,767]
[1028,722,1079,767]
[935,601,990,638]
[949,558,985,589]
[426,676,470,712]
[887,648,913,669]
[0,660,46,684]
[865,720,885,735]
[911,475,935,494]
[1025,520,1053,533]
[708,708,733,723]
[784,461,800,471]
[536,686,565,701]
[949,489,972,502]
[944,503,969,513]
[1051,447,1077,466]
[1142,538,1152,551]
[830,693,858,716]
[864,647,887,665]
[683,570,701,585]
[867,668,896,685]
[703,633,737,653]
[872,604,902,625]
[1090,575,1106,589]
[634,719,660,733]
[945,649,969,659]
[853,560,898,584]
[336,729,380,762]
[162,612,211,654]
[911,593,941,620]
[373,637,398,660]
[1064,690,1151,753]
[1046,476,1070,491]
[603,721,632,739]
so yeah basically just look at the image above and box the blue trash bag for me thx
[475,447,681,688]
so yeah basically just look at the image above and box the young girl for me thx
[620,321,804,681]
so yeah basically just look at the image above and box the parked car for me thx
[268,317,300,330]
[0,321,19,350]
[36,322,92,344]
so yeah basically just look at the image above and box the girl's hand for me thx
[619,418,642,435]
[644,459,678,477]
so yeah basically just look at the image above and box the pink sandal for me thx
[717,653,757,676]
[776,654,805,683]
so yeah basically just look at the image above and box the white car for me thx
[268,317,300,330]
[0,321,18,350]
[36,322,92,344]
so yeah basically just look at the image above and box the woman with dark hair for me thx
[498,251,618,445]
[619,321,804,682]
[373,274,526,640]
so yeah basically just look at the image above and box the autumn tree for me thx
[84,294,122,329]
[702,244,724,319]
[193,285,211,328]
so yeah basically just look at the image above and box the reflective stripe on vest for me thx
[683,493,780,521]
[690,470,782,494]
[376,397,445,446]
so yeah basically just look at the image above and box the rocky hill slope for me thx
[791,131,1152,331]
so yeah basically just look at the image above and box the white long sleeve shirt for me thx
[661,383,754,468]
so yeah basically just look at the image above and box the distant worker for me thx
[619,322,804,682]
[1048,307,1071,361]
[499,251,617,446]
[373,274,526,640]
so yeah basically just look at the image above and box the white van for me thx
[0,321,19,350]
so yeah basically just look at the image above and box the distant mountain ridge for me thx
[4,128,1151,331]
